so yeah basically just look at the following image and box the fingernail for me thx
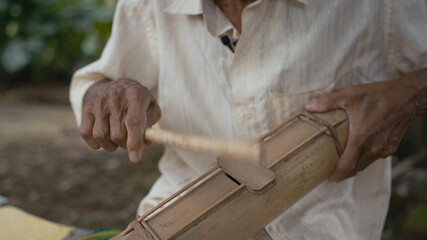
[129,151,139,163]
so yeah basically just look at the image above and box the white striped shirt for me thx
[70,0,427,239]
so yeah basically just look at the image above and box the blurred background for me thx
[0,0,426,239]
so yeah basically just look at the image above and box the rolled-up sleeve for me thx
[69,0,159,126]
[390,0,427,74]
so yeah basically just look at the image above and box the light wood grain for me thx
[112,110,349,240]
[145,128,261,163]
[218,156,276,194]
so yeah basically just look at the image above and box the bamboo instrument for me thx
[144,128,274,193]
[113,110,349,240]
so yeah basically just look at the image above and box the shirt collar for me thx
[203,0,235,38]
[163,0,203,15]
[164,0,308,15]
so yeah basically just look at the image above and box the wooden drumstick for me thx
[144,128,261,163]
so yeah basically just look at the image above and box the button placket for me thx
[233,96,268,141]
[242,111,253,120]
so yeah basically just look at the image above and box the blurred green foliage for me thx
[0,0,115,90]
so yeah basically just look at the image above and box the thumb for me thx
[305,92,342,112]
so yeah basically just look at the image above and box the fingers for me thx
[125,99,149,163]
[381,121,409,158]
[329,136,362,182]
[347,148,373,177]
[305,90,347,112]
[146,102,162,128]
[125,111,146,163]
[80,109,100,150]
[92,111,118,152]
[143,101,162,146]
[110,107,127,149]
[331,123,408,182]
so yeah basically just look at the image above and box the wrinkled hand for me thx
[305,77,425,182]
[80,78,161,163]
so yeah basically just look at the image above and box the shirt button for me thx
[243,111,253,120]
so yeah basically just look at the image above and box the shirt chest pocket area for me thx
[265,81,336,128]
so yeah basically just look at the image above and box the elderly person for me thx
[70,0,427,239]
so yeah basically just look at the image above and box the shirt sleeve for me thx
[69,0,159,126]
[390,0,427,74]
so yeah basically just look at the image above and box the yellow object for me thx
[0,206,73,240]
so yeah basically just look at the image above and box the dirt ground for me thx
[0,87,163,230]
[0,87,426,239]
